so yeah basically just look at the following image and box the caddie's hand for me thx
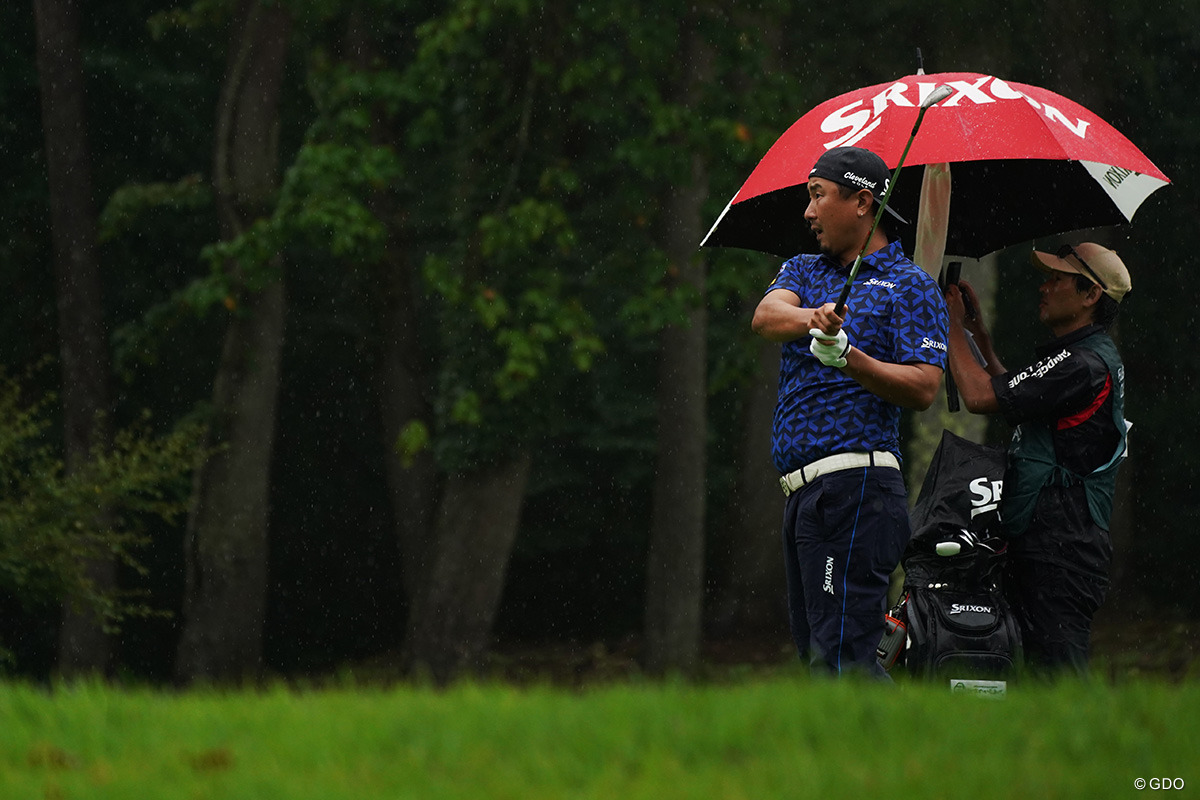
[958,278,982,318]
[952,280,987,337]
[809,327,850,368]
[944,284,967,327]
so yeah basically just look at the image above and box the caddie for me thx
[945,242,1131,675]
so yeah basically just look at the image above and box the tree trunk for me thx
[175,0,290,685]
[706,5,786,644]
[33,0,116,676]
[709,335,786,638]
[344,6,439,614]
[644,273,707,674]
[643,16,712,675]
[373,245,438,609]
[403,451,533,684]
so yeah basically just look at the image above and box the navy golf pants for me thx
[1005,486,1112,676]
[781,466,911,676]
[1005,557,1108,676]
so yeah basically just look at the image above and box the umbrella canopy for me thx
[702,72,1171,259]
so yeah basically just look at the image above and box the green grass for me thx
[1,676,1194,799]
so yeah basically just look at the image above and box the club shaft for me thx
[833,88,949,316]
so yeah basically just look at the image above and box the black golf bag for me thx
[877,430,1023,680]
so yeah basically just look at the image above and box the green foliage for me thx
[155,56,405,319]
[365,2,607,467]
[0,370,207,657]
[196,142,402,299]
[146,0,235,39]
[470,199,602,397]
[98,175,212,244]
[393,420,430,468]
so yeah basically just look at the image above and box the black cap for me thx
[808,146,908,225]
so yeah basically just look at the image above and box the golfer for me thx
[752,146,948,676]
[944,243,1131,675]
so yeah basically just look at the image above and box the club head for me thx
[921,84,954,109]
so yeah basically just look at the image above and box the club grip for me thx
[834,283,852,317]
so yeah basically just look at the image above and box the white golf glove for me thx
[809,328,850,368]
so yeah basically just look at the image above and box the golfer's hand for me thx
[810,302,845,338]
[809,328,850,368]
[809,302,849,367]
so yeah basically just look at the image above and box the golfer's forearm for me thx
[751,300,818,342]
[842,352,941,410]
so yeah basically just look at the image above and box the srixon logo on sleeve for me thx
[820,76,1091,150]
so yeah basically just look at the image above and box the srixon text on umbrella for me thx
[821,76,1091,149]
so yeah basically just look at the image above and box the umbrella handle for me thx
[941,262,963,412]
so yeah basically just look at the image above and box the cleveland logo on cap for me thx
[842,170,876,190]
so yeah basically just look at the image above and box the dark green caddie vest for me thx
[1001,331,1128,536]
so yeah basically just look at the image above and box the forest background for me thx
[2,0,1198,685]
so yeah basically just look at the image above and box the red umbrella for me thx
[702,72,1171,259]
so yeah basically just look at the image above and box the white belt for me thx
[779,451,900,497]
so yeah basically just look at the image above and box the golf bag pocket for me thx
[902,587,1021,679]
[876,608,907,670]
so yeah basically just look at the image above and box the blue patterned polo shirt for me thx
[766,239,949,474]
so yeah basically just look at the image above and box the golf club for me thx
[833,83,955,316]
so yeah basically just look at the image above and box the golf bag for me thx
[877,430,1023,679]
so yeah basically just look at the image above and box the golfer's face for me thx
[805,178,861,264]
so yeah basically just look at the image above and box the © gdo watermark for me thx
[1135,777,1185,790]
